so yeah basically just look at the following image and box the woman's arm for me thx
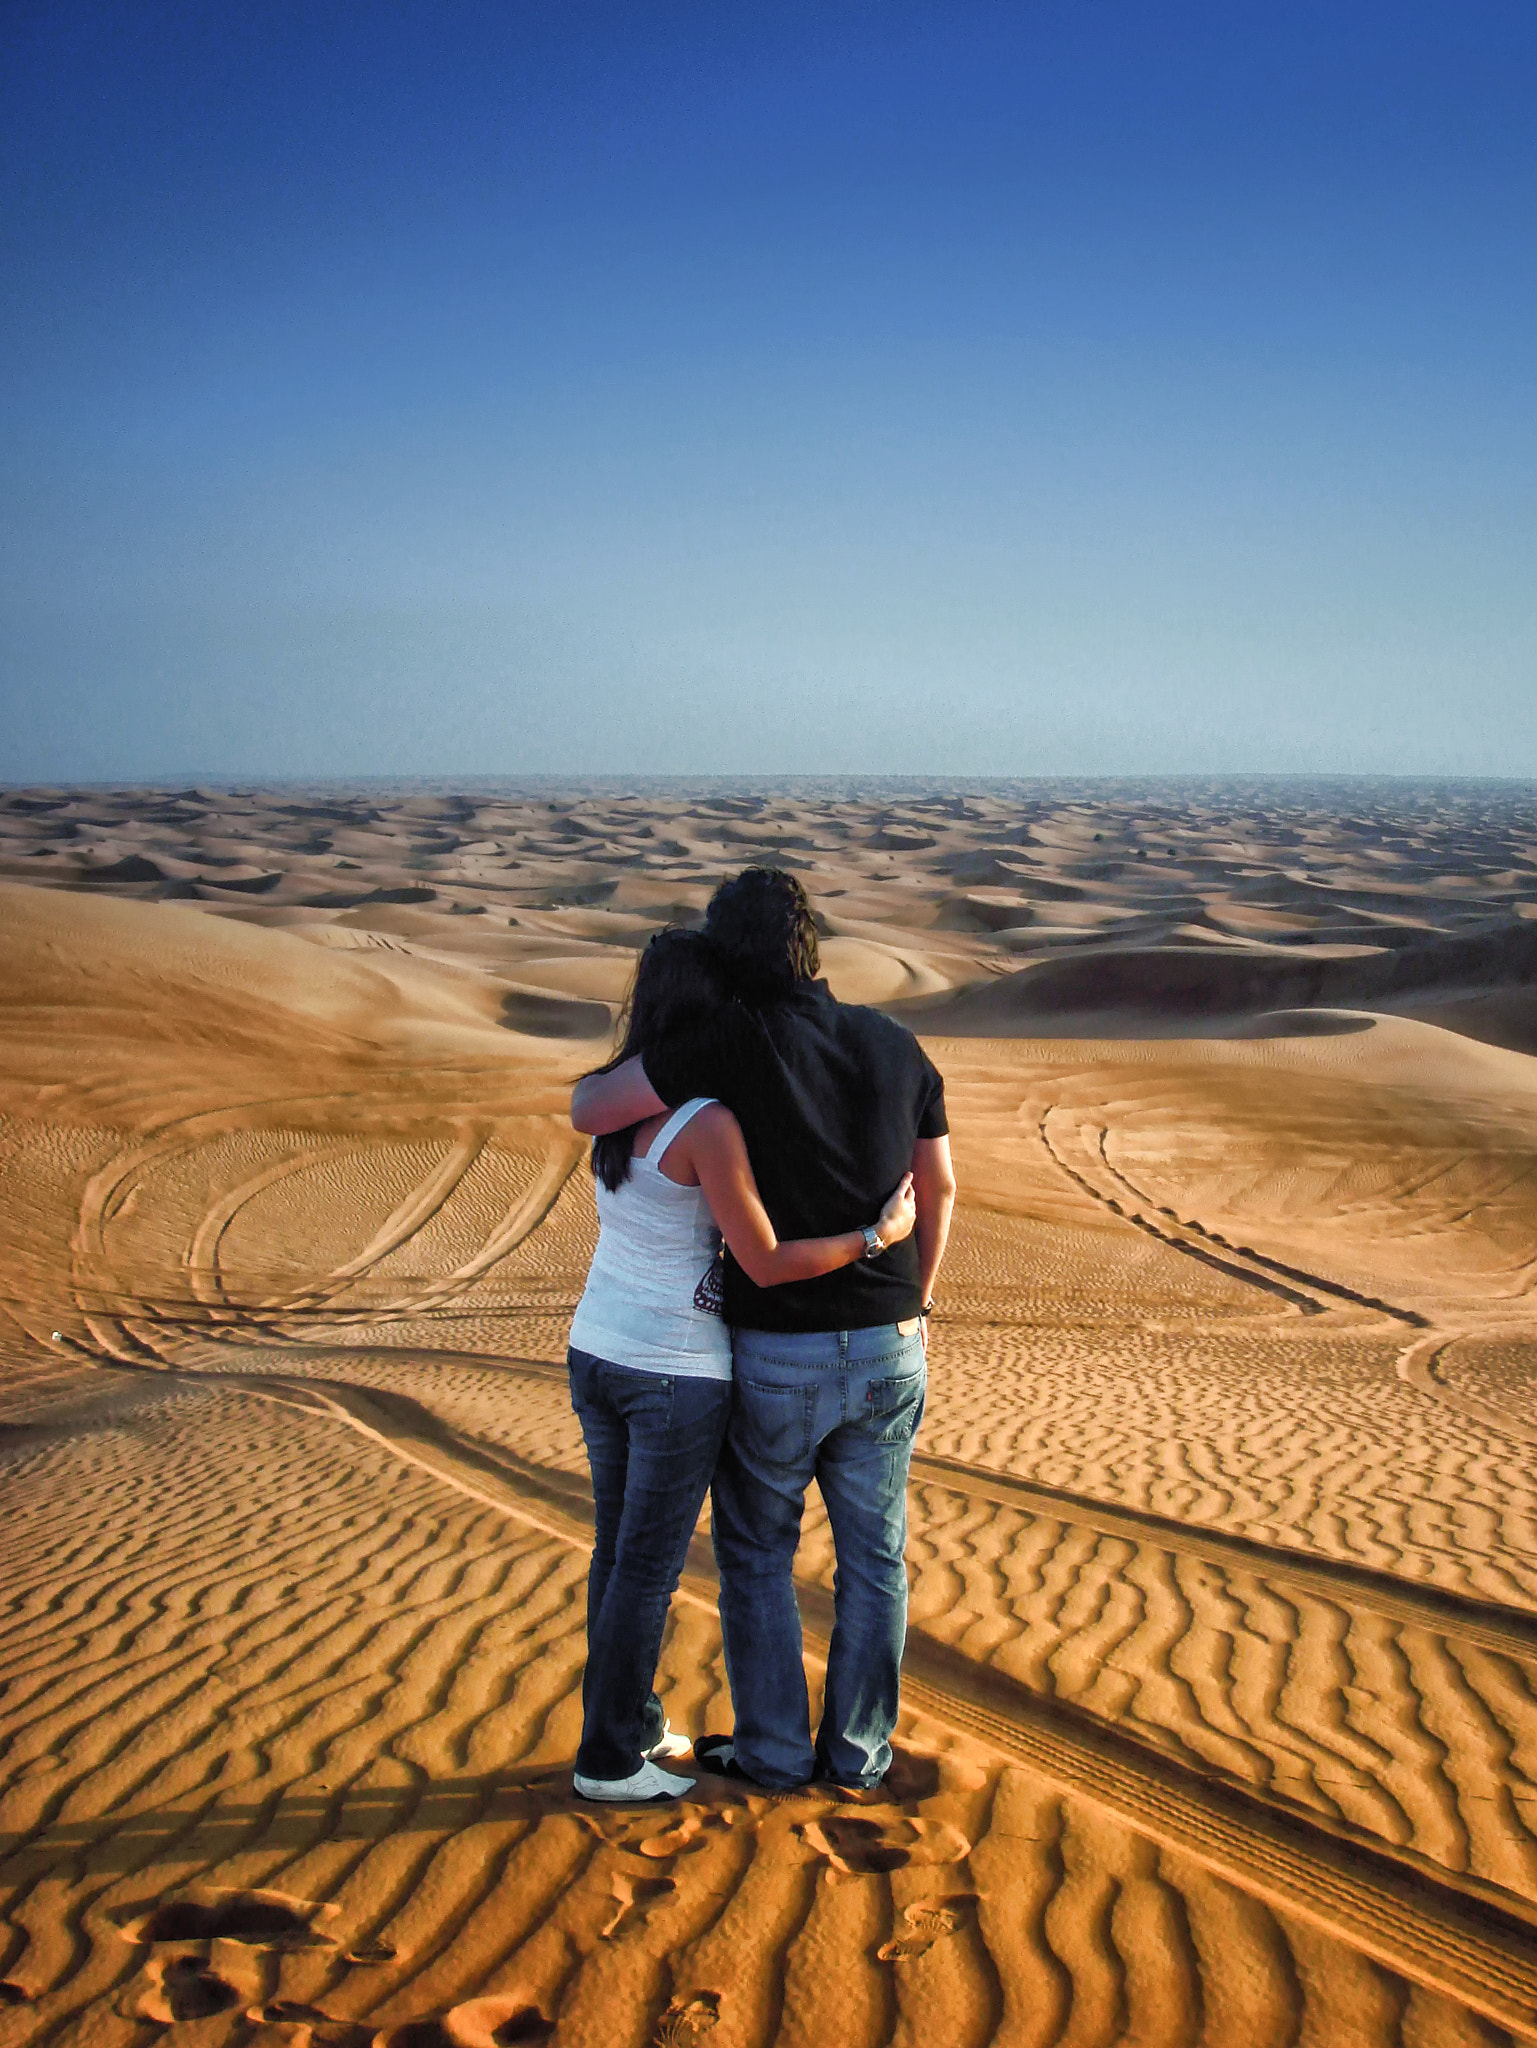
[570,1055,667,1135]
[911,1134,956,1303]
[682,1104,914,1288]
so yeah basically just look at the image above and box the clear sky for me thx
[3,1,1534,782]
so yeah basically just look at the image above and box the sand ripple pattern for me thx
[6,1371,1537,2047]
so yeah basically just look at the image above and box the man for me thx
[571,868,955,1789]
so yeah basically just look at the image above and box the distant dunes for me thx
[899,914,1537,1045]
[4,776,1535,1052]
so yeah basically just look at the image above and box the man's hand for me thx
[570,1054,668,1134]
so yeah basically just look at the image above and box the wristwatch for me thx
[861,1224,885,1259]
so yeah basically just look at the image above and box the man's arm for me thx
[911,1134,956,1313]
[570,1055,667,1135]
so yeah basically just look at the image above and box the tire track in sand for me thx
[194,1127,582,1327]
[1398,1332,1537,1451]
[185,1140,363,1308]
[1037,1106,1433,1327]
[1031,1103,1537,1586]
[1093,1128,1430,1329]
[258,1129,490,1312]
[70,1118,583,1360]
[1037,1109,1328,1317]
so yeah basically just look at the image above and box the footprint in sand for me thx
[444,1995,554,2045]
[255,2000,336,2024]
[653,1989,720,2047]
[797,1814,971,1878]
[575,1808,722,1860]
[250,1998,373,2045]
[875,1895,977,1962]
[600,1871,675,1939]
[375,2005,555,2048]
[865,1747,946,1802]
[130,1953,241,2023]
[634,1812,721,1860]
[119,1889,337,1952]
[115,1891,348,2030]
[374,2022,454,2048]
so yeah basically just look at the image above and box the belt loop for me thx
[838,1328,848,1360]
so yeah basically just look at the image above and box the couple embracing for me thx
[567,867,955,1803]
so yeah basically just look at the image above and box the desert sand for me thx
[3,777,1537,2047]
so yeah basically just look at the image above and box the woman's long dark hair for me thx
[587,927,726,1191]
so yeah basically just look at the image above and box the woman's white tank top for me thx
[568,1097,732,1379]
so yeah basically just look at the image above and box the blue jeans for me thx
[567,1347,732,1780]
[712,1324,927,1789]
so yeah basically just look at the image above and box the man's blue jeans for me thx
[712,1323,927,1789]
[567,1347,732,1780]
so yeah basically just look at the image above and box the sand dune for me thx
[5,780,1537,2045]
[6,778,1534,1049]
[900,924,1537,1048]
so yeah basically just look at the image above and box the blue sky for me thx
[3,1,1534,780]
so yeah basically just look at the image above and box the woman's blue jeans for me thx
[567,1347,732,1780]
[711,1323,927,1789]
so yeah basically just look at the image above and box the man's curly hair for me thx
[703,867,820,997]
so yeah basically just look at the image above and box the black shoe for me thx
[694,1736,814,1792]
[692,1735,755,1781]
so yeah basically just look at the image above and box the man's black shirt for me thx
[642,979,948,1332]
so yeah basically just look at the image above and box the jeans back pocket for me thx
[737,1377,817,1468]
[865,1369,926,1444]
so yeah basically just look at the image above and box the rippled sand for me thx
[4,780,1537,2047]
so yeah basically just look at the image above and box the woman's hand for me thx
[876,1173,916,1248]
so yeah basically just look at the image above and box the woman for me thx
[567,928,915,1803]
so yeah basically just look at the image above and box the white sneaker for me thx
[573,1759,696,1803]
[642,1720,696,1764]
